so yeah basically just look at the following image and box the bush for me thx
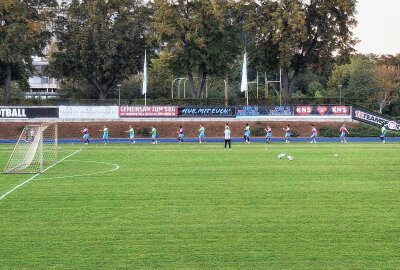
[319,124,400,137]
[291,130,299,137]
[349,123,400,137]
[319,126,338,137]
[252,127,265,137]
[137,127,151,137]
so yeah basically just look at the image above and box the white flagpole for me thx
[240,52,248,106]
[142,50,147,106]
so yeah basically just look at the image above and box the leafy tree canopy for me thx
[0,0,56,103]
[247,0,357,103]
[50,0,149,100]
[151,0,242,99]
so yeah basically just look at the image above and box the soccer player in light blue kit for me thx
[380,124,387,144]
[125,125,135,144]
[198,124,206,144]
[100,125,109,144]
[244,123,251,144]
[150,125,158,144]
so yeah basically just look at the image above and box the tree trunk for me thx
[187,72,196,98]
[289,76,297,98]
[281,69,298,104]
[196,65,206,100]
[89,77,109,101]
[2,65,12,104]
[281,69,290,104]
[379,92,388,114]
[379,102,384,114]
[224,78,229,106]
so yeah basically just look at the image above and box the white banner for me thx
[59,106,119,119]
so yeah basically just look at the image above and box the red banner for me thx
[294,106,350,116]
[295,106,313,115]
[119,106,178,117]
[330,106,350,115]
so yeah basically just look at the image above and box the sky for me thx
[353,0,400,55]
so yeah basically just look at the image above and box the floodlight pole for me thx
[279,69,282,106]
[117,84,122,106]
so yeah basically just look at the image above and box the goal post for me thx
[3,123,58,174]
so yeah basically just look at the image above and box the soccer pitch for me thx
[1,143,399,269]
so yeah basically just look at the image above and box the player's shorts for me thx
[103,134,109,140]
[151,134,157,139]
[83,134,89,139]
[285,132,291,138]
[199,134,205,140]
[311,134,317,138]
[245,131,250,137]
[340,132,346,138]
[266,133,272,138]
[130,134,135,139]
[178,134,184,139]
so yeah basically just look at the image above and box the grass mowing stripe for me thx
[0,149,81,201]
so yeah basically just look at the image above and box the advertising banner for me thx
[353,108,400,131]
[329,106,351,115]
[236,106,292,117]
[268,106,293,116]
[0,107,59,119]
[179,107,236,117]
[236,106,269,116]
[294,105,351,116]
[59,106,119,119]
[119,106,178,117]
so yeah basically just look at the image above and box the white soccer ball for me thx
[334,154,339,158]
[287,156,294,161]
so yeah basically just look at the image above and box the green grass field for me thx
[1,143,399,269]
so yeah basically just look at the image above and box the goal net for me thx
[3,123,58,174]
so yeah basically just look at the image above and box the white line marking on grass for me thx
[38,160,120,180]
[0,149,82,202]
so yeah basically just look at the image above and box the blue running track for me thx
[1,137,399,144]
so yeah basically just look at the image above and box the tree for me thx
[148,52,175,99]
[328,55,376,105]
[0,0,56,103]
[372,65,400,113]
[249,0,357,103]
[151,0,242,99]
[50,0,149,100]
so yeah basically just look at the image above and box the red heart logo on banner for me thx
[317,106,328,115]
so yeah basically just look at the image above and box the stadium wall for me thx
[0,105,358,138]
[0,121,358,139]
